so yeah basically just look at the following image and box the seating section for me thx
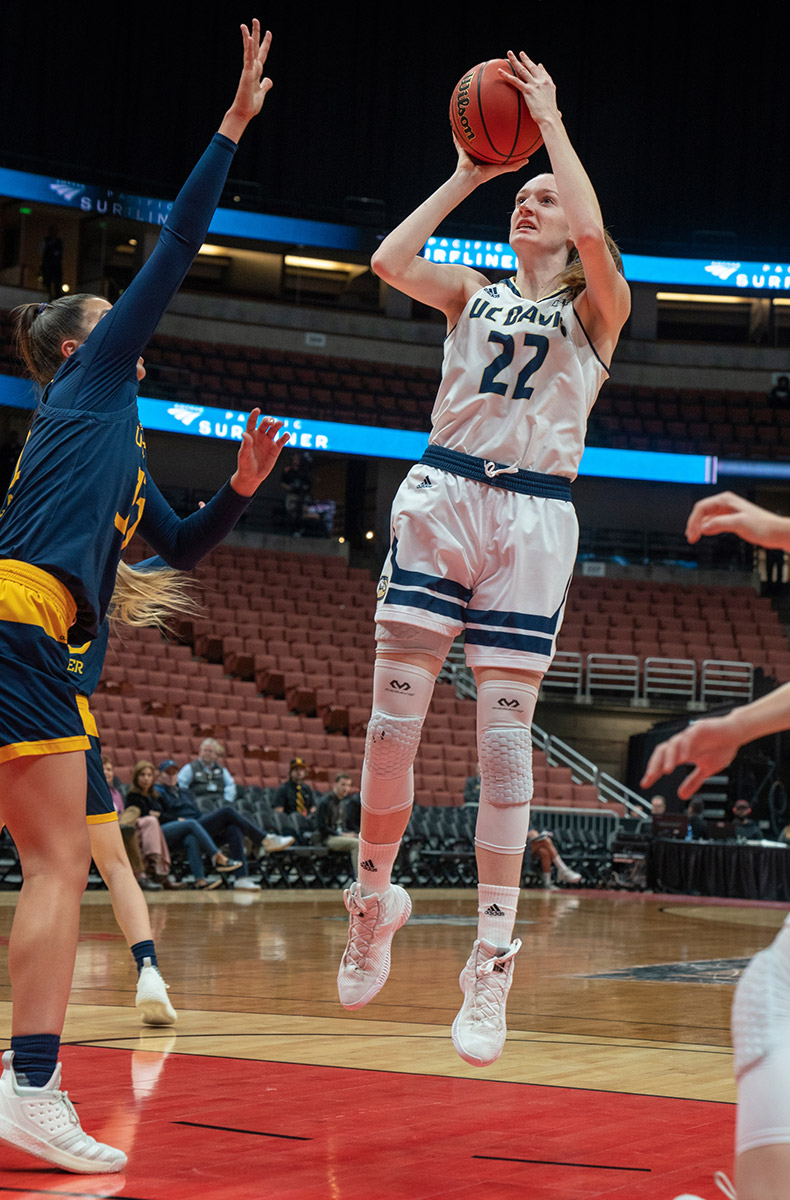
[248,800,624,889]
[558,577,790,682]
[588,381,790,461]
[143,334,438,430]
[93,542,617,811]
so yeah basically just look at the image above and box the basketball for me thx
[449,58,543,165]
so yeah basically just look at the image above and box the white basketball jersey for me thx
[429,279,609,479]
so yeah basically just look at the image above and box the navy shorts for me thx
[0,561,90,765]
[78,697,118,825]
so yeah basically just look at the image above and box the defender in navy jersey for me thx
[337,50,630,1071]
[0,22,274,1174]
[63,409,287,1024]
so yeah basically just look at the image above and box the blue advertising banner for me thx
[423,237,790,293]
[0,165,368,252]
[137,398,717,483]
[3,159,788,290]
[136,397,430,460]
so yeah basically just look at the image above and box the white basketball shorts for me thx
[374,463,578,672]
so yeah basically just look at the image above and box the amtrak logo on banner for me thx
[705,262,740,281]
[167,404,204,427]
[50,181,84,202]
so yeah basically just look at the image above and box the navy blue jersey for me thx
[0,132,236,642]
[66,477,251,697]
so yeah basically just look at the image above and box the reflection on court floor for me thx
[0,887,771,1196]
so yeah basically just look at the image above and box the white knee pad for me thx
[474,679,538,855]
[733,920,790,1154]
[362,660,436,816]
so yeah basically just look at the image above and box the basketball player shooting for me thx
[336,50,630,1068]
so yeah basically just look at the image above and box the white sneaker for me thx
[262,834,295,853]
[135,958,177,1026]
[451,938,522,1067]
[337,882,411,1009]
[557,864,582,885]
[232,876,262,891]
[0,1051,126,1173]
[673,1173,736,1199]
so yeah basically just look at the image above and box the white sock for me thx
[358,839,400,897]
[477,884,519,947]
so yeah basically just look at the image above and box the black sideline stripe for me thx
[473,1154,650,1172]
[174,1119,310,1141]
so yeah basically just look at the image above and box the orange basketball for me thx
[449,58,543,165]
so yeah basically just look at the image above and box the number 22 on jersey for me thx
[479,331,550,401]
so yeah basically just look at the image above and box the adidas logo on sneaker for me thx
[484,903,505,916]
[416,475,434,488]
[360,860,377,872]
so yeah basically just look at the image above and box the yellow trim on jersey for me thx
[75,694,98,738]
[87,811,119,825]
[0,735,90,766]
[0,560,76,641]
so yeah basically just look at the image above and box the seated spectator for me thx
[274,756,316,816]
[154,760,294,892]
[732,798,762,840]
[125,761,183,890]
[463,763,481,806]
[316,773,361,874]
[686,797,707,839]
[103,753,159,892]
[178,738,236,808]
[280,450,313,534]
[636,794,667,836]
[527,828,582,889]
[769,374,790,406]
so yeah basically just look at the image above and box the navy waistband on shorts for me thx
[420,445,572,501]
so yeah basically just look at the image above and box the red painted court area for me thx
[0,1046,733,1199]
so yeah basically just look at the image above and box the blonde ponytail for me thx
[554,230,624,301]
[110,561,202,631]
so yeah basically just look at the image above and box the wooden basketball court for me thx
[0,885,780,1198]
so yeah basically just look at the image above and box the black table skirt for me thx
[647,839,790,901]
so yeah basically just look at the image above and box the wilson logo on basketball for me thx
[497,698,520,708]
[453,70,476,144]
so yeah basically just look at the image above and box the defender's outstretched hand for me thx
[685,492,790,549]
[231,410,290,497]
[641,715,743,801]
[220,20,273,143]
